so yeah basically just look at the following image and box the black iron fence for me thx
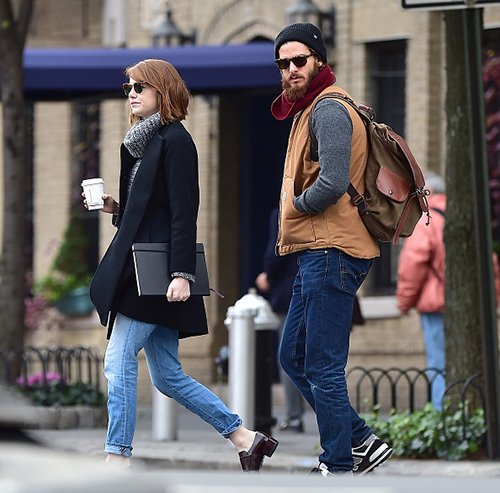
[347,366,446,413]
[0,346,102,391]
[347,366,487,456]
[1,346,485,419]
[347,365,484,414]
[441,373,486,445]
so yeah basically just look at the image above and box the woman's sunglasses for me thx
[274,53,314,70]
[122,82,146,96]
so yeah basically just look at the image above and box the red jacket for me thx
[396,194,446,314]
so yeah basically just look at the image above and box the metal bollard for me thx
[225,306,257,429]
[151,384,178,441]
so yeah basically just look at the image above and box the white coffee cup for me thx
[81,178,104,210]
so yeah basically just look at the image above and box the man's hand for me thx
[166,277,191,302]
[255,272,271,293]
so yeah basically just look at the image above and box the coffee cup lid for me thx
[81,178,104,186]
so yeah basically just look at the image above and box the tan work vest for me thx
[277,86,380,259]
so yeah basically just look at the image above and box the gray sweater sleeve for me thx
[294,99,352,214]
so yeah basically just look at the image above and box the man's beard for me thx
[282,65,320,101]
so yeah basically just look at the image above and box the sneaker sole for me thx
[354,447,393,476]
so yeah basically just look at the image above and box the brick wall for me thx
[33,103,72,280]
[27,0,102,47]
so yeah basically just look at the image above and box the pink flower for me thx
[16,371,63,387]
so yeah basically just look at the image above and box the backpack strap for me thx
[309,92,373,162]
[308,92,374,213]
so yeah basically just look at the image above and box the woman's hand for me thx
[82,192,119,214]
[166,277,191,302]
[101,194,119,214]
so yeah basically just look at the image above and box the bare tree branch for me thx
[16,0,33,46]
[0,0,17,54]
[0,0,15,24]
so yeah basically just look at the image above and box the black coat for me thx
[90,122,208,339]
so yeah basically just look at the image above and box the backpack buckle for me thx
[359,104,375,121]
[351,192,367,215]
[351,193,366,207]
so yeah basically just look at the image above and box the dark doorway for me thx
[239,91,292,295]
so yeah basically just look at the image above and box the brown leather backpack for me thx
[309,92,430,245]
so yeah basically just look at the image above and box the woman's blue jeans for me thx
[103,313,242,457]
[279,248,374,472]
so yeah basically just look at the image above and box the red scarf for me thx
[271,66,336,121]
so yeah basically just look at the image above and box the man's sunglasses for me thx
[275,53,314,70]
[123,82,146,96]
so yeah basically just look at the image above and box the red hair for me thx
[125,59,190,125]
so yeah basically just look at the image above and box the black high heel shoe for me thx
[238,432,279,472]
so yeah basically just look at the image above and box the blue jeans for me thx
[277,316,304,420]
[279,248,374,472]
[421,312,445,410]
[104,313,242,457]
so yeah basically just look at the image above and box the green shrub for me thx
[362,402,486,460]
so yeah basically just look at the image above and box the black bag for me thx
[132,242,210,296]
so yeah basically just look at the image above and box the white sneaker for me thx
[352,435,392,475]
[311,463,353,477]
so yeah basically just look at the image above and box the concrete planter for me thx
[31,405,106,429]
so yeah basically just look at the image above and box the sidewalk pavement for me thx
[26,404,500,478]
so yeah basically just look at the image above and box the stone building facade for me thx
[2,0,500,405]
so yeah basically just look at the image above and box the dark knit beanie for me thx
[274,23,327,63]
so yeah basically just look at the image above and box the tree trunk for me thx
[0,0,33,359]
[444,10,483,394]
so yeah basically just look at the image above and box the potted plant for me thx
[35,212,94,317]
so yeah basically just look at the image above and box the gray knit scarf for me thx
[123,112,162,158]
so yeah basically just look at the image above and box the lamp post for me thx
[287,0,335,48]
[151,5,196,46]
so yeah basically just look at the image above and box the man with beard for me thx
[271,23,392,476]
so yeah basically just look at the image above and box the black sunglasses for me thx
[123,82,146,96]
[275,53,315,70]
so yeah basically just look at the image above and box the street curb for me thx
[28,406,106,429]
[132,453,500,477]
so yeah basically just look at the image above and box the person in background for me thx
[86,58,278,471]
[396,171,446,410]
[271,22,392,476]
[255,207,304,433]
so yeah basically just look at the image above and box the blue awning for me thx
[23,43,280,97]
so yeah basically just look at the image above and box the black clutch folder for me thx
[132,243,210,296]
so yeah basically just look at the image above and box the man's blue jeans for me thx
[104,313,242,457]
[421,312,445,410]
[279,248,374,472]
